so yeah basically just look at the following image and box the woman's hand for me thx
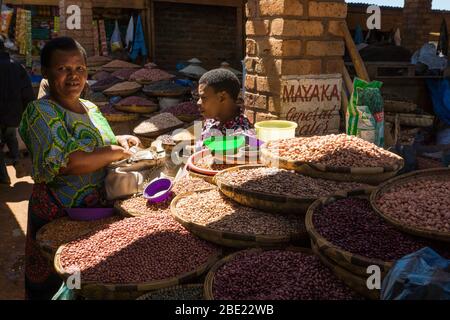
[116,135,141,150]
[110,145,134,161]
[60,145,133,176]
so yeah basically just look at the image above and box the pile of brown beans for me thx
[266,134,403,168]
[313,198,450,261]
[102,60,140,69]
[134,113,183,135]
[130,68,175,82]
[174,189,305,236]
[59,214,219,284]
[92,71,112,82]
[143,80,188,96]
[166,102,200,117]
[216,167,370,198]
[111,68,138,81]
[38,216,122,249]
[376,177,450,233]
[116,96,156,107]
[99,103,126,115]
[171,175,214,195]
[91,76,122,92]
[116,176,214,215]
[104,81,142,93]
[213,250,360,300]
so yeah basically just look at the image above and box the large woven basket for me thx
[187,170,216,185]
[370,168,450,243]
[103,87,142,97]
[133,123,185,139]
[102,112,139,123]
[36,216,121,262]
[54,244,221,300]
[214,164,376,215]
[170,188,307,248]
[136,284,204,300]
[305,190,394,278]
[260,145,404,185]
[204,247,314,300]
[311,241,379,300]
[175,114,201,123]
[114,104,158,114]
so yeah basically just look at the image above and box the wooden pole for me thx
[340,21,370,82]
[342,65,354,95]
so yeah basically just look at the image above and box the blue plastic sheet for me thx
[381,247,450,300]
[426,79,450,126]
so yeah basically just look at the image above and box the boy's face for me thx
[197,83,226,119]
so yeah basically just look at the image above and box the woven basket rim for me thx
[260,144,405,174]
[133,122,185,138]
[370,168,450,242]
[114,104,158,114]
[136,283,204,300]
[214,164,375,203]
[54,243,222,292]
[170,187,304,244]
[305,191,394,272]
[103,87,142,97]
[204,247,313,300]
[311,241,378,300]
[103,113,139,122]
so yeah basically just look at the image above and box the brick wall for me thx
[59,0,94,56]
[244,0,347,128]
[403,0,433,52]
[153,2,241,72]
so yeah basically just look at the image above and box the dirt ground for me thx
[0,158,33,300]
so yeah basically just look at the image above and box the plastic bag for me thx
[426,79,450,126]
[381,247,450,300]
[110,20,123,52]
[51,283,77,300]
[125,16,134,50]
[347,78,384,147]
[1,5,14,37]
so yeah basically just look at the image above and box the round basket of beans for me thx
[205,248,362,300]
[115,175,214,218]
[260,134,404,184]
[371,168,450,242]
[306,192,450,295]
[54,211,221,300]
[171,188,307,248]
[214,165,372,214]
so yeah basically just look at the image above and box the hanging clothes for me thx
[354,25,364,45]
[130,15,148,61]
[394,28,401,46]
[125,16,134,50]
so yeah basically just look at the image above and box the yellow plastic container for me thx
[255,120,298,142]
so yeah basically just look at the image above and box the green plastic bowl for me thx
[203,135,245,154]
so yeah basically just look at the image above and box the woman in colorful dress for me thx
[19,37,140,299]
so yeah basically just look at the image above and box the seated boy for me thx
[197,68,254,145]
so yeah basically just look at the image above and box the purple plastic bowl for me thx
[143,178,173,203]
[66,208,115,221]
